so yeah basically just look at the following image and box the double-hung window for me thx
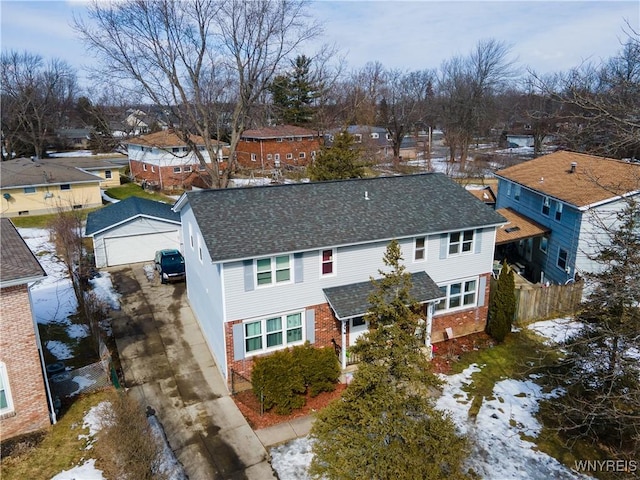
[105,170,112,179]
[256,255,291,286]
[321,249,335,275]
[448,230,474,256]
[542,197,550,216]
[244,312,304,354]
[435,279,478,312]
[555,202,563,222]
[414,237,426,261]
[514,185,521,201]
[0,362,13,416]
[557,248,568,271]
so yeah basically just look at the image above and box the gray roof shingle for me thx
[185,173,506,262]
[0,158,103,188]
[323,271,444,319]
[85,197,180,236]
[0,219,46,287]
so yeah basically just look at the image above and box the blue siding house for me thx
[495,151,640,285]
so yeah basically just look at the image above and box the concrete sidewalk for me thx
[254,415,315,448]
[110,264,276,480]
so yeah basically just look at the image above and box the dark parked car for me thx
[154,249,185,284]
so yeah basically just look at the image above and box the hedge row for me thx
[251,343,340,415]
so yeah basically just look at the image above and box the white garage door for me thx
[104,230,180,266]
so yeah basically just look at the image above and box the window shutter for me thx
[439,234,448,259]
[243,260,254,291]
[474,228,483,254]
[294,252,304,283]
[233,323,245,360]
[305,309,315,344]
[477,276,487,307]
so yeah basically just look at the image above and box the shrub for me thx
[486,262,516,342]
[292,343,340,397]
[251,349,306,415]
[251,344,341,414]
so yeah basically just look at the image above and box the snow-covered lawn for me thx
[270,318,589,480]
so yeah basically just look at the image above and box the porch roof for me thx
[323,271,443,321]
[495,208,550,245]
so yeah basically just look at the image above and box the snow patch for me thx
[527,318,583,345]
[270,437,315,480]
[50,459,106,480]
[46,340,74,360]
[89,272,121,310]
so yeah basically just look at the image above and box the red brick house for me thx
[0,219,54,440]
[128,130,229,190]
[236,125,322,170]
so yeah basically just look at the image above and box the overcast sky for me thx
[1,0,638,87]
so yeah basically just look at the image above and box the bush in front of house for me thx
[486,261,516,342]
[251,349,306,415]
[251,344,341,415]
[292,343,340,397]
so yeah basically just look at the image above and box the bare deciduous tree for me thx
[75,0,321,188]
[1,51,77,160]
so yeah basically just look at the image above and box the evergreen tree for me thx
[486,261,516,342]
[309,241,469,480]
[307,130,364,181]
[542,200,640,457]
[269,55,318,126]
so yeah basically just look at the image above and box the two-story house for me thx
[42,155,129,189]
[1,219,56,439]
[128,130,229,190]
[173,174,506,389]
[235,125,321,170]
[0,158,103,218]
[495,151,640,285]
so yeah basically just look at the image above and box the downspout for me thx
[425,303,434,360]
[29,287,57,425]
[341,321,347,369]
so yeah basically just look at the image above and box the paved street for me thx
[109,264,276,480]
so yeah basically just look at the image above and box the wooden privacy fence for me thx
[491,277,584,324]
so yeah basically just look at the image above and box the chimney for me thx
[569,162,577,173]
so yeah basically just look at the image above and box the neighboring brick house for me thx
[495,151,640,284]
[235,125,321,169]
[173,174,506,389]
[128,130,228,190]
[0,219,54,440]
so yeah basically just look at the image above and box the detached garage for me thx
[85,196,181,268]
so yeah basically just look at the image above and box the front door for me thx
[349,316,368,347]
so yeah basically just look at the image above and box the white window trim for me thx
[506,183,512,197]
[243,310,306,356]
[539,236,548,254]
[299,152,306,159]
[143,164,148,171]
[435,277,479,314]
[557,247,568,271]
[448,230,474,257]
[542,196,550,216]
[320,248,336,277]
[414,236,427,262]
[0,362,14,416]
[198,235,203,263]
[173,166,182,173]
[274,153,280,160]
[189,223,194,250]
[105,170,112,179]
[286,153,293,160]
[514,184,521,201]
[255,255,292,287]
[555,202,563,222]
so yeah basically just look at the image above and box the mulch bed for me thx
[232,332,495,430]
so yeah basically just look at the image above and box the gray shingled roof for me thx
[323,271,443,320]
[185,173,507,262]
[85,196,180,236]
[0,219,46,287]
[0,158,103,188]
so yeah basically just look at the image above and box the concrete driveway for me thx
[109,263,276,480]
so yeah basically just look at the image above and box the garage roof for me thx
[1,218,46,288]
[85,197,180,236]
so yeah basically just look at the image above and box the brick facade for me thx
[431,273,491,343]
[129,159,208,190]
[0,285,51,440]
[235,137,321,169]
[225,303,341,387]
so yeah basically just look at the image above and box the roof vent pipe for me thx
[570,162,577,173]
[364,191,370,200]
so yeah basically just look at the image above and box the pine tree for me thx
[486,261,515,342]
[268,55,318,126]
[307,130,364,181]
[309,241,469,480]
